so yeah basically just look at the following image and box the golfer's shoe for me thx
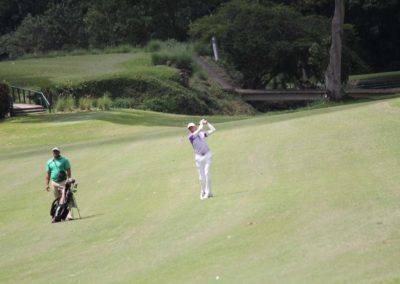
[200,193,213,200]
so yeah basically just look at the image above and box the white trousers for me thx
[195,152,212,198]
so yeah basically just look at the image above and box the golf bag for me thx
[51,199,69,222]
[50,178,80,223]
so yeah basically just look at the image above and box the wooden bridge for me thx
[9,86,52,116]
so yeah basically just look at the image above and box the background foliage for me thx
[0,82,10,118]
[0,0,399,89]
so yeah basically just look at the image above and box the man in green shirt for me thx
[45,147,72,208]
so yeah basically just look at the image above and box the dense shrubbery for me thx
[112,98,137,109]
[193,41,212,56]
[47,75,253,115]
[55,94,113,112]
[150,41,196,74]
[145,40,162,52]
[152,51,194,73]
[97,94,113,110]
[0,83,11,119]
[55,96,75,112]
[57,77,210,114]
[78,97,93,110]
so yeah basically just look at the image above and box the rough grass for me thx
[0,99,400,283]
[350,70,400,81]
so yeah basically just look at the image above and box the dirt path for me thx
[193,56,235,91]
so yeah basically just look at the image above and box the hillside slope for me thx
[0,53,177,89]
[0,99,399,283]
[0,52,253,115]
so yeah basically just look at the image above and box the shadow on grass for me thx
[10,97,386,128]
[195,191,250,200]
[2,99,392,160]
[217,98,390,131]
[0,127,176,160]
[68,213,104,221]
[10,109,249,127]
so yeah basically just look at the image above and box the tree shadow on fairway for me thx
[217,98,388,131]
[11,109,248,127]
[11,98,380,129]
[0,126,180,160]
[9,98,372,129]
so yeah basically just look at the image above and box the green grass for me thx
[350,70,400,81]
[1,98,400,283]
[0,52,178,89]
[17,44,139,60]
[0,51,254,115]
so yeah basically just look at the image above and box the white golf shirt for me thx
[188,123,216,155]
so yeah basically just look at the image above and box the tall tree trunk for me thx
[325,0,345,100]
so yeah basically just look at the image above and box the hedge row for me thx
[46,76,212,115]
[43,72,255,115]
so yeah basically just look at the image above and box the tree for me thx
[83,0,226,46]
[84,0,152,47]
[148,0,226,40]
[325,0,344,100]
[0,0,87,58]
[44,0,88,49]
[190,0,330,89]
[270,0,334,16]
[347,0,400,71]
[0,14,50,57]
[278,0,400,72]
[0,0,50,36]
[0,82,11,119]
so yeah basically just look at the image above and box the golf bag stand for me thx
[70,189,81,219]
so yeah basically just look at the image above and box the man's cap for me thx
[51,147,61,152]
[187,122,196,129]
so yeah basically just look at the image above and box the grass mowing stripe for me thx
[0,99,399,283]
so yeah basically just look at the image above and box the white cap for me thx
[52,147,61,152]
[187,122,196,129]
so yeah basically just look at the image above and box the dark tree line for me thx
[0,0,399,87]
[191,1,331,89]
[0,0,226,55]
[275,0,400,72]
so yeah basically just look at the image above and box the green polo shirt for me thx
[46,156,71,182]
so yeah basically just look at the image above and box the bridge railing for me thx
[9,86,52,116]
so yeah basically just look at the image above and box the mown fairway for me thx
[0,52,178,89]
[1,99,400,283]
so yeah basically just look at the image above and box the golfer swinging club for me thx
[187,119,216,199]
